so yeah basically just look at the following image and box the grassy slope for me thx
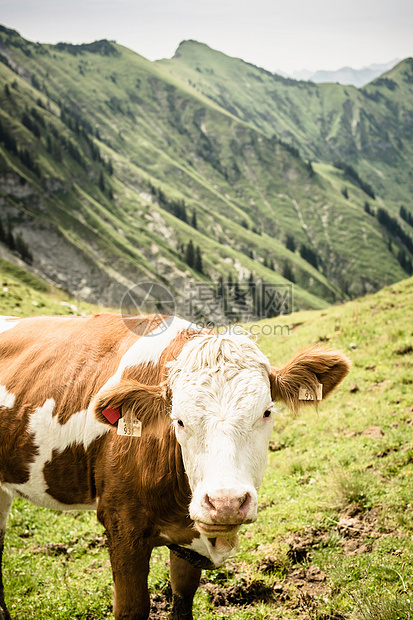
[0,256,102,316]
[161,43,413,215]
[3,276,413,619]
[0,27,409,309]
[0,32,336,309]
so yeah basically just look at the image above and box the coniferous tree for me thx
[15,233,33,264]
[282,261,295,283]
[400,205,413,228]
[181,203,187,223]
[0,218,5,244]
[185,240,195,268]
[6,219,15,251]
[195,246,203,273]
[248,272,255,294]
[227,273,233,291]
[285,234,296,253]
[191,210,197,229]
[300,244,319,269]
[216,275,224,298]
[398,248,406,270]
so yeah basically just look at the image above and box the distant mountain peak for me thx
[290,59,400,88]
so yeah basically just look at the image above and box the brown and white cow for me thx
[0,313,350,620]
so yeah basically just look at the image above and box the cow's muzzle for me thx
[190,486,258,535]
[206,491,252,521]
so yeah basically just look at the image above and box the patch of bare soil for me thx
[202,568,333,619]
[150,583,172,620]
[204,577,274,608]
[335,505,381,555]
[285,505,381,561]
[32,542,70,555]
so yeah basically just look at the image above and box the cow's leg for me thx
[0,490,13,620]
[102,514,152,620]
[169,550,202,620]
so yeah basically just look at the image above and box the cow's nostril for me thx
[239,492,251,512]
[204,494,216,511]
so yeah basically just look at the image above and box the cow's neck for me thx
[96,426,195,546]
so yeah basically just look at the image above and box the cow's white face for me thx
[168,333,274,539]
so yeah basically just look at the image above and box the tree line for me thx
[1,88,114,197]
[376,207,413,274]
[0,216,33,264]
[335,161,375,199]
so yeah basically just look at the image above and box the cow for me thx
[0,312,350,620]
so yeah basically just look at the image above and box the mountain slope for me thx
[161,42,413,214]
[0,27,410,312]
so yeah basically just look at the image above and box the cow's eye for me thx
[177,419,185,428]
[263,409,272,418]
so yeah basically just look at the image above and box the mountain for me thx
[291,59,400,87]
[0,28,411,317]
[162,42,413,214]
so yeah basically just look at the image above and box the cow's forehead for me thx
[169,333,272,418]
[173,367,271,414]
[169,332,270,380]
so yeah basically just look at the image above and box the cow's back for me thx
[0,313,170,508]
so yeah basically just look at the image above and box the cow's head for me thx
[167,334,350,539]
[94,333,350,541]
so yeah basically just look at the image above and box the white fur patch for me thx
[0,316,20,334]
[4,398,108,510]
[182,535,238,567]
[0,385,15,409]
[95,315,196,396]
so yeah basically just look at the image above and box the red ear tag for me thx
[102,407,121,424]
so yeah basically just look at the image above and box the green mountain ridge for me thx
[0,26,411,314]
[161,42,413,210]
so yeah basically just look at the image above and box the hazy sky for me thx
[0,0,412,74]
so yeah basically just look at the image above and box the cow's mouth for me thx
[195,522,241,537]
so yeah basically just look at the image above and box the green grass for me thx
[3,276,413,619]
[0,256,103,316]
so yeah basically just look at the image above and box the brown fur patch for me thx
[95,426,194,546]
[43,436,107,505]
[0,404,38,484]
[269,346,351,412]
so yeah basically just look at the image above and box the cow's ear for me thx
[269,346,351,412]
[93,380,170,433]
